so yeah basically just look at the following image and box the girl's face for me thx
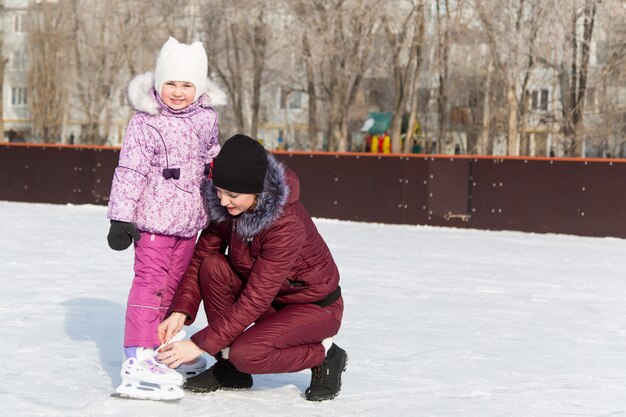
[215,187,257,216]
[160,81,196,110]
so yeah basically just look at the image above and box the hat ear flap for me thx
[190,41,204,51]
[161,37,179,54]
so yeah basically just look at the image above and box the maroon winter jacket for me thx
[168,154,340,356]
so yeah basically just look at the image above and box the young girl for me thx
[157,134,347,402]
[106,37,226,400]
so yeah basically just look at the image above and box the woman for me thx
[157,134,346,401]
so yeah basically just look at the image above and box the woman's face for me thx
[215,187,256,216]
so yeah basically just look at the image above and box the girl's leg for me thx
[160,235,200,369]
[159,235,196,314]
[228,298,344,374]
[124,232,177,348]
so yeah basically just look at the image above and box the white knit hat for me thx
[154,37,208,102]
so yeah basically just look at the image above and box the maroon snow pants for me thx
[198,254,343,374]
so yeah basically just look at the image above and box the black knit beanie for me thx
[212,134,268,194]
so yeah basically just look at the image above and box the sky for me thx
[2,200,626,417]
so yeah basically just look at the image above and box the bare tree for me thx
[516,2,540,156]
[319,0,378,151]
[557,0,598,156]
[261,0,379,151]
[476,61,493,155]
[596,2,626,156]
[65,0,129,144]
[0,0,7,141]
[10,0,621,154]
[302,31,319,147]
[27,0,66,143]
[114,1,171,77]
[435,0,450,154]
[475,0,542,156]
[152,0,198,42]
[201,0,273,139]
[288,1,324,148]
[247,8,268,139]
[203,2,246,134]
[63,0,198,145]
[383,0,425,153]
[114,0,193,126]
[403,2,426,154]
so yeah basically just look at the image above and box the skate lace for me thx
[143,357,169,375]
[311,365,322,383]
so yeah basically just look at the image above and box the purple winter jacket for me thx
[107,72,225,238]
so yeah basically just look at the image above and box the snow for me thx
[2,200,626,417]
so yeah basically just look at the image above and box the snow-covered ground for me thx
[2,200,626,417]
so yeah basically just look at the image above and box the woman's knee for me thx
[228,339,273,374]
[198,254,230,284]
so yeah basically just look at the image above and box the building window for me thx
[13,50,26,71]
[585,87,598,112]
[530,89,549,111]
[11,87,28,106]
[12,14,26,33]
[119,88,127,106]
[279,88,302,109]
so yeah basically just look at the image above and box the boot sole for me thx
[306,352,348,402]
[184,379,253,394]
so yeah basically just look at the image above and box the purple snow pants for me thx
[198,254,343,374]
[124,231,196,347]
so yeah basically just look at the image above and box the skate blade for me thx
[110,392,182,402]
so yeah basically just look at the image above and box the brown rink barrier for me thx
[2,142,626,238]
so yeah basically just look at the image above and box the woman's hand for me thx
[156,340,204,369]
[157,312,187,345]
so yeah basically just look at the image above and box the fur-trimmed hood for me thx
[205,153,299,240]
[127,71,228,115]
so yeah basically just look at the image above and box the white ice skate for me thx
[115,330,187,401]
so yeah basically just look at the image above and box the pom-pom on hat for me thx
[154,37,208,102]
[212,134,269,194]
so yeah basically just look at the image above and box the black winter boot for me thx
[305,343,348,401]
[184,354,253,393]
